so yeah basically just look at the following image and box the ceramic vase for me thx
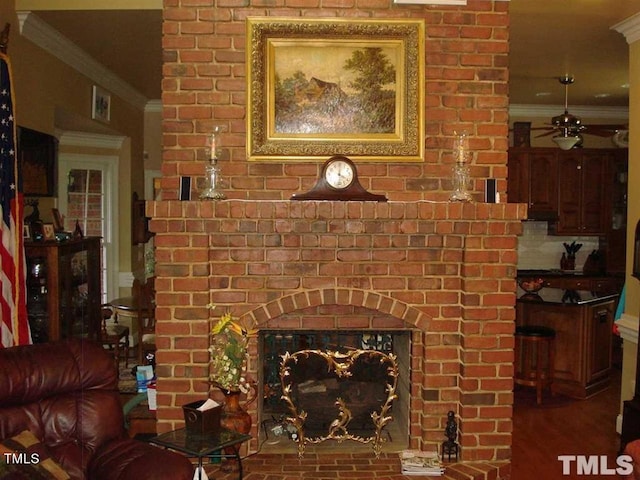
[220,389,252,435]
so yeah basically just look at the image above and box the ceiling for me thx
[509,0,640,109]
[15,1,640,112]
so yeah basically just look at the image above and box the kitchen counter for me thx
[517,287,619,306]
[517,270,623,296]
[518,269,591,276]
[516,288,618,399]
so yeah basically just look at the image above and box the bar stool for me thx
[514,325,555,405]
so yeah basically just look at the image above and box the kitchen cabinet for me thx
[507,148,558,220]
[25,237,102,343]
[606,151,628,274]
[509,147,628,272]
[556,150,610,235]
[516,289,617,399]
[538,275,622,294]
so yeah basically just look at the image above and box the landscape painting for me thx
[273,42,399,136]
[247,18,424,162]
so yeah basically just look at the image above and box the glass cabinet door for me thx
[24,238,102,342]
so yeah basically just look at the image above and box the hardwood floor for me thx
[511,367,622,479]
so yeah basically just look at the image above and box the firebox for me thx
[259,330,411,453]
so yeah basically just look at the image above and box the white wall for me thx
[517,221,600,271]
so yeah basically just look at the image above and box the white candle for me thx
[210,134,216,160]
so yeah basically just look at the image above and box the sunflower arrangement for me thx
[208,310,252,393]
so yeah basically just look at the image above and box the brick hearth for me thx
[208,452,510,480]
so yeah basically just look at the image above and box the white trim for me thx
[57,152,120,303]
[16,11,150,109]
[119,271,135,289]
[145,100,163,114]
[613,12,640,44]
[57,131,126,150]
[509,104,629,121]
[618,413,624,434]
[616,313,639,345]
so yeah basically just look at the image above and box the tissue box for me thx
[183,400,221,436]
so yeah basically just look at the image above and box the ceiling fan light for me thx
[552,111,582,129]
[553,135,580,150]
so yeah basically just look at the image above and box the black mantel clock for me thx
[290,155,387,202]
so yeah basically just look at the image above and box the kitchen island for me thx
[515,287,619,399]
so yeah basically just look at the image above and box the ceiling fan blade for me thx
[582,124,628,137]
[582,129,616,137]
[509,126,554,132]
[535,130,557,138]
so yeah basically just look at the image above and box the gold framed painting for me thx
[246,18,425,162]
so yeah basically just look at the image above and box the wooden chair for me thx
[99,304,130,368]
[133,277,156,365]
[514,325,556,405]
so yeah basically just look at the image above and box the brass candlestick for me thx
[200,126,226,200]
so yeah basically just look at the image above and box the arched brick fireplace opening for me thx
[241,288,432,453]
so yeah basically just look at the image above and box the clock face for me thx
[324,159,354,189]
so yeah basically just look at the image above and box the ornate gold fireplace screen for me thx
[279,349,398,457]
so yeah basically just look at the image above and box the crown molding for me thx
[17,11,149,110]
[57,130,126,149]
[612,12,640,44]
[509,104,629,120]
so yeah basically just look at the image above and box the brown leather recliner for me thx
[0,338,193,480]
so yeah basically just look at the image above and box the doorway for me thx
[57,153,119,302]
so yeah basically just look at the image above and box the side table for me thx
[150,427,251,480]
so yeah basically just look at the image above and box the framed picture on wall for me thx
[246,18,425,162]
[92,85,111,123]
[17,127,57,197]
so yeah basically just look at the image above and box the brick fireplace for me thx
[150,200,525,462]
[153,0,518,468]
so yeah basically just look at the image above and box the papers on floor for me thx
[400,450,445,476]
[136,365,154,393]
[196,398,220,411]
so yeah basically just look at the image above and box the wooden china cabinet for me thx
[25,237,102,343]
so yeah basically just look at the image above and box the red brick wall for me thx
[154,0,518,463]
[160,0,510,202]
[150,199,526,461]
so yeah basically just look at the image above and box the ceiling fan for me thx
[533,75,628,149]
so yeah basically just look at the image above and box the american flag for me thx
[0,52,30,347]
